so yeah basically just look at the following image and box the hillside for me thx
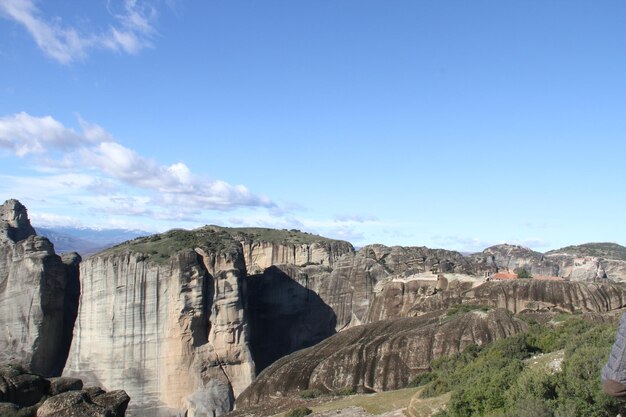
[546,242,626,261]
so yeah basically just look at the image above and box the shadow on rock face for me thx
[247,265,337,373]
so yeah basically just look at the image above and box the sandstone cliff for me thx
[210,226,354,274]
[65,229,255,417]
[471,243,626,282]
[236,308,527,407]
[0,199,80,377]
[368,278,626,321]
[475,244,560,277]
[545,243,626,282]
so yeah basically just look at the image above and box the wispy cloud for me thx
[431,235,551,253]
[0,0,157,64]
[0,112,276,224]
[334,214,378,223]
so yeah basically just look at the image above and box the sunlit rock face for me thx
[63,227,356,416]
[236,309,527,407]
[65,237,255,417]
[240,240,353,274]
[0,199,80,377]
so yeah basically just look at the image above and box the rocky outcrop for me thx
[469,243,626,282]
[236,309,526,407]
[65,231,255,417]
[545,247,626,282]
[0,362,128,416]
[216,227,353,274]
[363,245,477,276]
[368,277,626,322]
[367,279,474,322]
[0,199,80,377]
[475,244,560,277]
[463,279,626,313]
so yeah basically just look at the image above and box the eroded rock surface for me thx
[0,362,127,416]
[464,279,626,313]
[237,309,526,407]
[209,226,354,274]
[65,230,255,416]
[0,199,80,376]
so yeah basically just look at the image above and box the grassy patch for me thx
[100,225,352,264]
[101,227,239,264]
[407,389,451,417]
[312,387,419,414]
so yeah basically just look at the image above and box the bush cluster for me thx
[414,317,626,417]
[285,407,312,417]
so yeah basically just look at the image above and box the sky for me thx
[0,0,625,253]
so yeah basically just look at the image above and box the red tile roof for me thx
[492,272,518,280]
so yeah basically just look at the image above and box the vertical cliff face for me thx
[215,227,354,274]
[65,231,254,417]
[0,199,80,377]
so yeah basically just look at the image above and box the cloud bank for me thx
[0,0,157,63]
[0,112,275,224]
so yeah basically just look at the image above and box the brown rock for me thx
[237,309,526,407]
[464,280,626,313]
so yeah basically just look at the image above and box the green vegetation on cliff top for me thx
[101,226,351,264]
[546,242,626,261]
[208,225,349,246]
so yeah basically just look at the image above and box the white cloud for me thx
[0,0,157,64]
[431,235,551,253]
[0,112,276,223]
[334,214,379,223]
[0,112,84,156]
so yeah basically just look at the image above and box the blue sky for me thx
[1,0,625,252]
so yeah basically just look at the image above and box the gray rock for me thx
[0,199,36,243]
[49,377,83,395]
[0,363,50,407]
[0,199,80,376]
[36,391,107,417]
[0,401,19,413]
[91,390,130,417]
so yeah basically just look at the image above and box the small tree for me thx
[517,268,532,279]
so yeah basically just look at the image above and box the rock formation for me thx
[475,244,560,277]
[464,279,626,313]
[0,362,129,417]
[211,226,354,274]
[64,229,254,416]
[236,309,527,407]
[545,243,626,282]
[0,199,80,377]
[368,278,626,321]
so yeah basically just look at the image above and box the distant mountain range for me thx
[35,226,149,255]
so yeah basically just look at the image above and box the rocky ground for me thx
[0,362,129,417]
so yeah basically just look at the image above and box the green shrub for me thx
[420,378,450,399]
[285,407,312,417]
[334,386,356,396]
[299,389,322,399]
[408,371,437,388]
